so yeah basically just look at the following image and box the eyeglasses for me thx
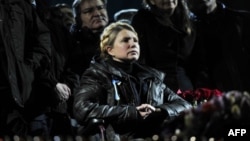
[81,5,106,14]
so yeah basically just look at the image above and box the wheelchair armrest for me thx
[78,118,105,135]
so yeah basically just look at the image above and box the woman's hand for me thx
[136,104,156,119]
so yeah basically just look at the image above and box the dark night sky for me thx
[48,0,250,21]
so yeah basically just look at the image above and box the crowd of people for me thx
[0,0,250,140]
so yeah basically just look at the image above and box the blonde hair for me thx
[100,22,137,59]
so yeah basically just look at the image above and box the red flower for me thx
[177,88,223,104]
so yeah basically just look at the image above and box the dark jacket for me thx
[188,2,250,92]
[69,24,102,77]
[0,0,51,107]
[73,57,192,139]
[0,0,51,135]
[24,18,80,119]
[131,8,196,92]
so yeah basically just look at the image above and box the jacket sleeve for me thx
[73,70,139,125]
[26,5,51,70]
[158,87,192,121]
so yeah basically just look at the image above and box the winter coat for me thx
[73,57,192,139]
[69,24,102,77]
[24,18,80,119]
[0,0,51,108]
[188,2,250,92]
[0,0,51,135]
[131,8,196,92]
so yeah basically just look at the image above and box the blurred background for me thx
[43,0,250,22]
[43,0,142,21]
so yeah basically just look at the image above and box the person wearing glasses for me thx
[70,0,109,77]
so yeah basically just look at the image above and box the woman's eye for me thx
[133,38,138,42]
[122,38,130,42]
[122,37,138,43]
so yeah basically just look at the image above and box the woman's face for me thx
[150,0,178,11]
[107,29,140,63]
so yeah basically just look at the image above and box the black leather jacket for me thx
[73,57,191,138]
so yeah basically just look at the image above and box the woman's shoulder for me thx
[86,58,121,77]
[136,63,166,80]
